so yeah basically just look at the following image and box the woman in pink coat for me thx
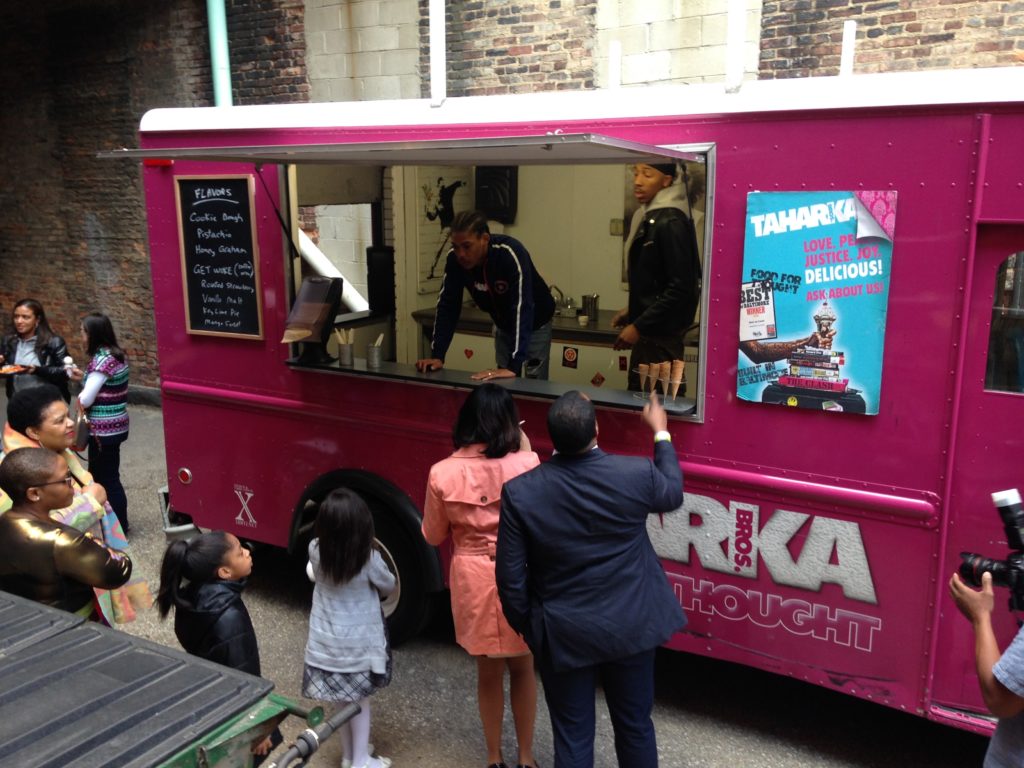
[422,384,539,768]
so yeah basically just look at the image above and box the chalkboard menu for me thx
[175,175,264,338]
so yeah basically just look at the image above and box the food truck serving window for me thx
[280,141,711,419]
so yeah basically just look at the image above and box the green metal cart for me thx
[0,590,323,767]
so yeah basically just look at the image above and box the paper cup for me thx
[577,314,589,327]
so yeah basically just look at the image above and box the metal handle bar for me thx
[265,702,361,768]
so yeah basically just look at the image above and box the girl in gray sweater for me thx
[303,488,395,768]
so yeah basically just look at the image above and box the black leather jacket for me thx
[1,333,71,400]
[173,579,261,676]
[626,207,701,337]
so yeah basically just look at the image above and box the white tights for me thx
[339,698,372,768]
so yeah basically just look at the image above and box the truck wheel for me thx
[369,501,431,646]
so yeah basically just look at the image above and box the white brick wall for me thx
[315,203,374,299]
[305,0,419,104]
[595,0,762,86]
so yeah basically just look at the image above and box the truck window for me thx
[289,154,711,419]
[986,252,1024,393]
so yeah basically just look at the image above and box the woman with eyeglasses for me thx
[0,446,131,619]
[0,384,142,623]
[0,298,72,401]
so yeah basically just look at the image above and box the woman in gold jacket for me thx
[0,447,131,617]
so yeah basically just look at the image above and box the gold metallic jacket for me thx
[0,510,132,615]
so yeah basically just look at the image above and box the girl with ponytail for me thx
[157,531,281,763]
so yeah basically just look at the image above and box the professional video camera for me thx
[960,489,1024,611]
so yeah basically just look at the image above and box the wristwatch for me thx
[654,430,672,443]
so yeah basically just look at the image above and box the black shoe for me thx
[488,763,509,768]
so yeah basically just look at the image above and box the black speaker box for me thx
[475,166,518,224]
[367,246,396,315]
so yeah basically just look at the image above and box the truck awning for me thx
[98,133,704,166]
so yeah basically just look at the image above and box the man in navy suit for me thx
[497,391,686,768]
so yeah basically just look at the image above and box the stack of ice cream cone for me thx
[669,359,685,400]
[653,361,669,396]
[638,363,649,392]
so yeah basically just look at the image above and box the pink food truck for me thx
[111,66,1024,734]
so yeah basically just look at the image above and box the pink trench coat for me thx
[423,445,540,656]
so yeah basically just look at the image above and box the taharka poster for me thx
[737,191,897,415]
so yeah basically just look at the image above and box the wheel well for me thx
[289,469,444,594]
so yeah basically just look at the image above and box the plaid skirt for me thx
[302,620,393,702]
[302,661,391,701]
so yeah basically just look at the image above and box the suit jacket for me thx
[496,441,686,671]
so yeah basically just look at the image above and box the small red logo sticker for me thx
[464,349,474,359]
[591,372,606,387]
[562,347,578,369]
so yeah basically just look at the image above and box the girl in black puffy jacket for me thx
[157,530,282,763]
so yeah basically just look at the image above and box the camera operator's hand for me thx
[949,571,994,625]
[949,570,1024,719]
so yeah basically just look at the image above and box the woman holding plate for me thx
[0,298,71,401]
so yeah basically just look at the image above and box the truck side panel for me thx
[140,104,1024,727]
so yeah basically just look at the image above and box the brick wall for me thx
[0,2,204,389]
[419,0,598,97]
[0,1,308,389]
[303,0,420,304]
[231,0,310,104]
[760,0,1024,78]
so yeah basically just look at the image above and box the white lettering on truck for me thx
[234,484,257,527]
[649,494,877,603]
[749,197,856,237]
[671,577,882,652]
[648,493,882,651]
